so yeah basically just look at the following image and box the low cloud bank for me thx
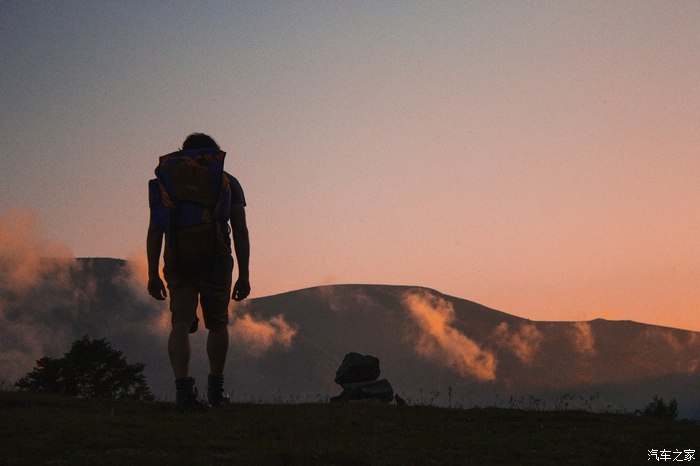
[0,209,164,384]
[0,209,80,381]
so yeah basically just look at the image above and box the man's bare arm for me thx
[146,222,167,300]
[230,203,250,300]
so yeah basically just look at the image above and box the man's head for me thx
[181,133,220,151]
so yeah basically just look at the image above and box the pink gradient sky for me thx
[1,2,699,330]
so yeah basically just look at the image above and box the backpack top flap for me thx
[155,148,227,230]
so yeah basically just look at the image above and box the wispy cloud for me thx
[230,304,297,357]
[492,322,543,363]
[402,290,496,381]
[0,209,73,292]
[569,322,596,355]
[643,328,700,373]
[316,285,376,313]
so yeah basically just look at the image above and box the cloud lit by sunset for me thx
[0,209,72,292]
[403,290,496,381]
[569,322,596,356]
[492,322,543,364]
[230,308,297,357]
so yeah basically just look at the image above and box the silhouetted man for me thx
[147,133,250,410]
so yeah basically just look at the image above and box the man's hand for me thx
[233,277,250,301]
[148,277,167,300]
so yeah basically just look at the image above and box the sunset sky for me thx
[1,1,699,330]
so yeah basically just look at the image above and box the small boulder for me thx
[334,352,381,385]
[332,353,399,403]
[330,379,394,403]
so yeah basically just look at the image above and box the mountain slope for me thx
[227,284,700,417]
[2,259,699,417]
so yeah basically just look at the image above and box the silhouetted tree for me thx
[16,356,63,394]
[16,336,153,401]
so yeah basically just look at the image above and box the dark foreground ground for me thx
[1,391,698,465]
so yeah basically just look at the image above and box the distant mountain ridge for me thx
[2,258,699,418]
[230,283,700,417]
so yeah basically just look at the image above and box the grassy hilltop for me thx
[1,391,698,465]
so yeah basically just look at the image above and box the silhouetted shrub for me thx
[15,336,153,401]
[642,395,679,420]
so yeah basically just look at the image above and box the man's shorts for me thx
[165,255,233,331]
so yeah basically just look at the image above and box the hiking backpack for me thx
[153,148,232,276]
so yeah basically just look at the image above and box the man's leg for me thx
[207,326,229,376]
[168,285,198,378]
[201,278,231,406]
[169,322,191,379]
[168,284,209,410]
[206,326,229,406]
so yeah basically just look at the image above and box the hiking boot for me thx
[175,377,210,412]
[207,374,230,407]
[209,391,230,407]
